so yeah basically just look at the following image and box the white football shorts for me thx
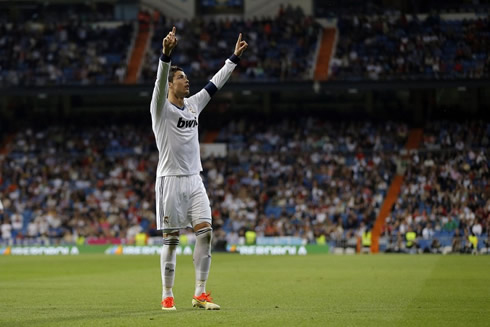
[155,174,212,232]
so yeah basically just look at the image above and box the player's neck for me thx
[168,93,184,108]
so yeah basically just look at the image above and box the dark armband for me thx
[204,82,218,97]
[229,54,240,64]
[160,53,171,63]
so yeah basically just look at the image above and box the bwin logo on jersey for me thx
[177,117,198,128]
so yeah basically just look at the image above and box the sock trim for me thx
[163,235,180,246]
[195,227,212,237]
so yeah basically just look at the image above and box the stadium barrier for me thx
[2,237,488,256]
[328,235,489,255]
[0,244,330,256]
[2,244,488,256]
[0,245,193,256]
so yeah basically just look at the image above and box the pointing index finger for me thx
[237,33,242,43]
[172,26,176,35]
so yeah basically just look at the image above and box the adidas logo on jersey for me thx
[177,117,198,128]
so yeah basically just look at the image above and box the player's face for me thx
[170,71,190,97]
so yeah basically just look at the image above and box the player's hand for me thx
[162,26,178,56]
[234,33,248,57]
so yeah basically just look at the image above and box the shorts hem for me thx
[159,227,183,233]
[192,217,212,226]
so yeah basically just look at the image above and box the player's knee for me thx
[195,225,213,244]
[163,230,180,238]
[193,221,211,231]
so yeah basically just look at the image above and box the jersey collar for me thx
[170,102,185,111]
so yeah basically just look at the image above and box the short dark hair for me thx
[168,66,183,83]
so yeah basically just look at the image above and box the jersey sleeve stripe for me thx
[203,81,218,97]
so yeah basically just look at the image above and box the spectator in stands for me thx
[1,217,12,245]
[466,232,479,254]
[405,226,418,252]
[452,228,463,253]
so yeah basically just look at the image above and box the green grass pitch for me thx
[1,254,489,326]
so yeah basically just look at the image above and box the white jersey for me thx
[150,54,239,177]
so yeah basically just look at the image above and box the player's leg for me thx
[193,222,213,296]
[188,175,220,309]
[156,176,180,311]
[191,221,220,310]
[161,230,179,311]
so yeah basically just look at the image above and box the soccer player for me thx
[150,26,247,311]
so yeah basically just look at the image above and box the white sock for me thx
[193,227,212,296]
[161,235,179,299]
[195,280,206,297]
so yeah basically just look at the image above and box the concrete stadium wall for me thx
[142,0,312,19]
[245,0,312,19]
[143,0,195,19]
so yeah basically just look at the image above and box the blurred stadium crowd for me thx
[331,14,490,80]
[0,2,131,86]
[140,5,321,82]
[384,121,490,253]
[0,120,488,253]
[1,3,489,85]
[0,4,320,86]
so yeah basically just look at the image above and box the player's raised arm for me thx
[188,33,248,113]
[150,26,178,119]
